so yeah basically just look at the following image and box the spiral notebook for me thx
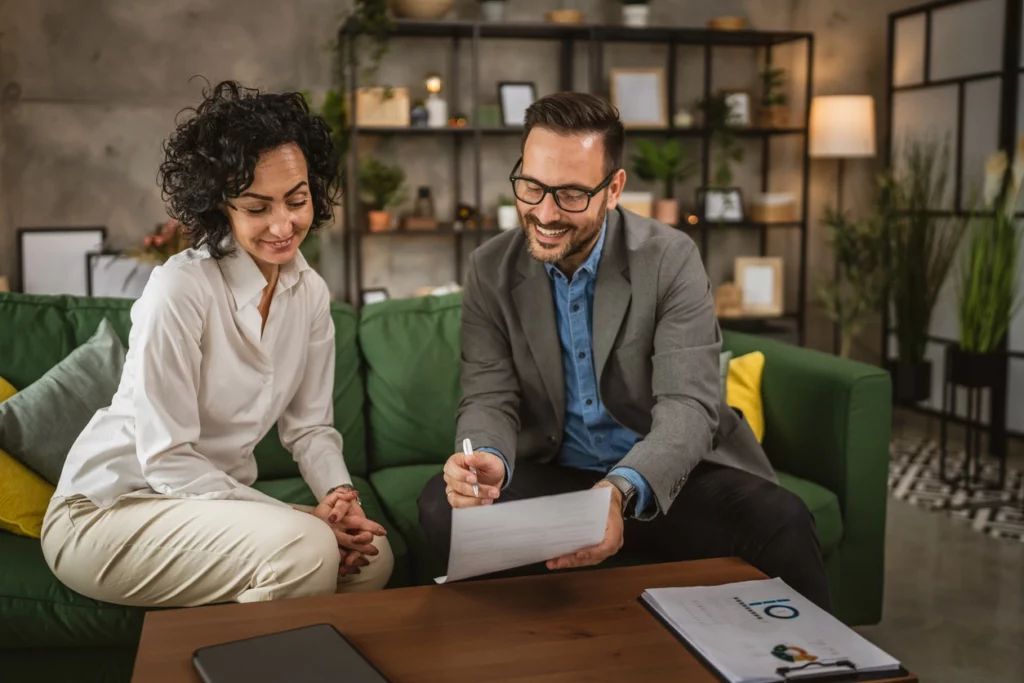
[640,578,906,682]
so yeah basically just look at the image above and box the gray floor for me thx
[854,412,1024,682]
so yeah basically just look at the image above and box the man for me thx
[418,92,830,610]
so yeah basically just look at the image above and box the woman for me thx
[40,81,393,606]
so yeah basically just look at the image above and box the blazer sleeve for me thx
[613,238,722,520]
[455,251,522,474]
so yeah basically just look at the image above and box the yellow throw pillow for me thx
[0,376,56,538]
[726,351,766,443]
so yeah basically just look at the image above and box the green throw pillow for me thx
[719,350,733,402]
[0,318,126,484]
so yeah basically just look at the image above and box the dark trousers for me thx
[418,460,833,612]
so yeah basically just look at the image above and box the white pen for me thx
[462,437,479,497]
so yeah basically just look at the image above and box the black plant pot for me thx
[947,346,1003,389]
[886,359,932,403]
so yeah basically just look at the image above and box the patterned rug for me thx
[888,436,1024,542]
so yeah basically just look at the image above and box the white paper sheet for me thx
[641,578,900,683]
[435,487,611,584]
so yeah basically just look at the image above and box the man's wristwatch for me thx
[602,474,638,519]
[326,483,362,506]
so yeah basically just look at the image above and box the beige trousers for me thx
[40,494,393,607]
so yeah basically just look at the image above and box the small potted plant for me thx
[621,0,650,27]
[632,139,696,225]
[757,67,789,128]
[359,157,408,233]
[479,0,507,22]
[497,195,519,230]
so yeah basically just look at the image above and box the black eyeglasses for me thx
[509,157,617,213]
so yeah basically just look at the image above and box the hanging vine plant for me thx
[323,0,395,171]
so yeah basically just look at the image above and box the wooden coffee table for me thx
[132,558,915,682]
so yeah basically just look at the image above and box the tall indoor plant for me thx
[818,205,888,358]
[952,138,1024,385]
[884,136,968,402]
[631,139,696,225]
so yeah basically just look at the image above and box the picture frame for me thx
[723,91,753,127]
[498,82,537,127]
[610,68,668,129]
[361,287,391,307]
[86,251,156,299]
[696,187,745,222]
[18,227,106,295]
[735,257,784,316]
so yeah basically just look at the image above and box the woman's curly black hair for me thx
[158,80,339,259]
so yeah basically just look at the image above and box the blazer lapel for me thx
[512,248,565,429]
[593,209,632,380]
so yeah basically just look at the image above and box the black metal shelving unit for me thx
[341,20,814,344]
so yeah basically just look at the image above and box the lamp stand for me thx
[832,157,846,356]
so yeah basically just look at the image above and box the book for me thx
[641,578,902,682]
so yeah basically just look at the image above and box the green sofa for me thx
[0,290,892,682]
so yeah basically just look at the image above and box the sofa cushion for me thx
[370,464,446,585]
[0,475,408,648]
[776,471,843,557]
[0,530,146,648]
[0,318,126,484]
[0,293,74,390]
[358,294,462,470]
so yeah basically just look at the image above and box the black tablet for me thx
[192,623,389,683]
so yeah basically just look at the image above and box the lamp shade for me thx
[809,95,877,159]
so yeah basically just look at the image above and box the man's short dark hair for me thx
[522,92,624,175]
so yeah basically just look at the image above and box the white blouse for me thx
[55,244,353,509]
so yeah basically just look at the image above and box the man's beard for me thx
[521,197,608,266]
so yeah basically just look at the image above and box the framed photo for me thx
[697,187,745,222]
[723,91,752,126]
[498,82,537,127]
[735,257,784,316]
[610,68,668,129]
[86,251,156,299]
[361,287,391,307]
[18,227,106,295]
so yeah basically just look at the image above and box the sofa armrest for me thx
[723,332,892,623]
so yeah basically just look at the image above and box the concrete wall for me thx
[0,0,922,354]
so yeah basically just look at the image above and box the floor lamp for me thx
[809,95,877,355]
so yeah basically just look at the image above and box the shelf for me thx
[685,221,804,230]
[347,20,811,47]
[356,125,805,138]
[362,223,505,237]
[356,126,523,137]
[637,127,807,137]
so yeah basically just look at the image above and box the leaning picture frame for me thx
[498,81,537,127]
[18,227,106,295]
[86,251,156,299]
[735,257,784,316]
[723,90,753,127]
[361,287,391,307]
[696,187,745,222]
[610,68,668,129]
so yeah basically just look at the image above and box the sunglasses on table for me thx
[508,157,618,213]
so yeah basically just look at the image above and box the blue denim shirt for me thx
[480,219,653,515]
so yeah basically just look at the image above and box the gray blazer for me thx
[456,207,776,520]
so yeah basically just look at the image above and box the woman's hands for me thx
[311,488,387,577]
